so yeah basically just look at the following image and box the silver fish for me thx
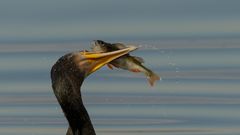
[92,40,160,86]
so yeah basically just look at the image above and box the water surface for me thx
[1,38,240,135]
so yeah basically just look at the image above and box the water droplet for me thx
[168,62,176,66]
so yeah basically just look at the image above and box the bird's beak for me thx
[80,46,137,76]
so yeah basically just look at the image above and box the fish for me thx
[92,40,160,86]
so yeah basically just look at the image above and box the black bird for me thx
[51,47,136,135]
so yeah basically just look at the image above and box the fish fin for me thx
[107,64,114,70]
[113,43,127,49]
[133,56,144,63]
[147,72,160,86]
[130,68,141,73]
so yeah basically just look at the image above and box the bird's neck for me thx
[52,73,96,135]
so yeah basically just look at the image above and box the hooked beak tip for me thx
[128,46,138,51]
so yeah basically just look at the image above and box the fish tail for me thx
[147,71,160,86]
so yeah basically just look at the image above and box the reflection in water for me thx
[0,39,240,135]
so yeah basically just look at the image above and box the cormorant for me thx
[51,47,137,135]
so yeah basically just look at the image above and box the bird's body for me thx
[51,47,136,135]
[92,40,160,86]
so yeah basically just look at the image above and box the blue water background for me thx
[1,38,240,135]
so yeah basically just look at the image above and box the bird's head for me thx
[51,47,137,90]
